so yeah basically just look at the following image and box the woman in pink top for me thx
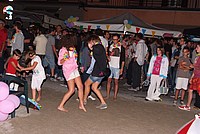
[57,35,86,112]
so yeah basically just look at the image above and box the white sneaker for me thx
[54,74,58,79]
[59,77,64,82]
[128,87,139,91]
[60,84,68,88]
[50,77,57,82]
[57,76,61,80]
[88,95,96,101]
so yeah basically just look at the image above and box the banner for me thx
[152,31,156,37]
[136,27,140,33]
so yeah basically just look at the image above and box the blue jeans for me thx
[168,66,177,93]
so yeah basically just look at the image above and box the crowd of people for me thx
[0,17,200,112]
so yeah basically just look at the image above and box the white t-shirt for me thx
[109,43,121,68]
[31,56,46,79]
[33,34,48,55]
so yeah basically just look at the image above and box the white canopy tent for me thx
[75,13,182,37]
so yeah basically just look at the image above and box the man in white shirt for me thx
[128,33,148,91]
[33,27,47,60]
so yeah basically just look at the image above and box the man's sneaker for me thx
[173,100,177,106]
[178,106,191,111]
[50,76,57,82]
[180,100,185,106]
[96,104,107,110]
[88,95,96,101]
[123,83,131,87]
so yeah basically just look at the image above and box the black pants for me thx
[194,91,200,108]
[132,60,142,89]
[0,51,7,75]
[126,59,133,85]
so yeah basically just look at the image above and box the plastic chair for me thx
[0,75,29,118]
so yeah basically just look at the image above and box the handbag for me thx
[159,79,169,95]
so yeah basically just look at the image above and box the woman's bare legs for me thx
[57,79,75,112]
[113,78,119,100]
[91,82,106,105]
[32,89,36,101]
[84,78,93,103]
[186,89,193,107]
[36,89,41,102]
[74,76,86,112]
[105,78,112,99]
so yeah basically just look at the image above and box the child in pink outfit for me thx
[57,35,86,112]
[57,47,78,81]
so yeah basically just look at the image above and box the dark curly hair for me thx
[60,34,77,49]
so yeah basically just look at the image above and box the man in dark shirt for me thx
[0,19,8,75]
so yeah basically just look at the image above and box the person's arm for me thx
[33,37,37,46]
[0,32,8,57]
[0,42,6,57]
[17,63,24,70]
[24,39,30,44]
[147,56,155,79]
[52,45,58,58]
[57,48,66,65]
[134,43,143,61]
[4,57,10,70]
[189,73,194,84]
[145,51,150,63]
[120,46,125,75]
[179,61,191,70]
[21,62,37,71]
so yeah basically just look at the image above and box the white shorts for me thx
[67,69,80,81]
[31,77,45,91]
[175,77,189,90]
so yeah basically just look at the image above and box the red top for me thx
[152,56,162,75]
[0,28,8,51]
[6,57,18,75]
[193,56,200,78]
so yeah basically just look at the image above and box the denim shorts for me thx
[43,55,55,69]
[109,67,120,79]
[89,75,104,83]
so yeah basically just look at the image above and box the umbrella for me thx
[176,114,200,134]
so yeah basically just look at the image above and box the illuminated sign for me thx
[3,5,13,20]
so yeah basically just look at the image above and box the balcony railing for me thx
[3,0,200,10]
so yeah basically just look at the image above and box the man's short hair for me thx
[136,33,143,39]
[95,28,103,36]
[14,22,22,30]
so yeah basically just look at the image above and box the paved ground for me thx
[0,78,199,134]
